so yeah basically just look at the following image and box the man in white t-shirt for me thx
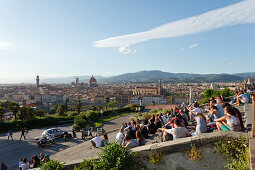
[116,128,124,145]
[90,134,102,148]
[158,119,190,141]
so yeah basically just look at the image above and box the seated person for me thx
[42,154,50,163]
[90,134,102,148]
[30,155,40,168]
[192,113,208,136]
[155,117,162,129]
[136,130,146,146]
[158,119,190,141]
[233,91,249,106]
[140,124,149,139]
[127,126,136,139]
[147,119,157,134]
[116,128,125,145]
[165,114,185,128]
[122,133,139,149]
[222,103,245,130]
[19,158,30,170]
[215,106,241,132]
[101,133,109,147]
[207,105,224,122]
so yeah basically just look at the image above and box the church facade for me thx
[133,77,162,96]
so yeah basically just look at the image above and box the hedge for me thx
[0,115,74,133]
[73,105,138,129]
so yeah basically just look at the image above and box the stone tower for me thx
[189,86,193,104]
[36,75,39,88]
[158,76,161,95]
[76,78,79,88]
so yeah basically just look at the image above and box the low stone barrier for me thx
[132,131,246,170]
[33,131,246,170]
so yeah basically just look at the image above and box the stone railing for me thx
[249,92,255,170]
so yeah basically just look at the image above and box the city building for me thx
[133,77,162,95]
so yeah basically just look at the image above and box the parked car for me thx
[41,128,67,138]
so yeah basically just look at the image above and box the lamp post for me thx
[100,109,103,125]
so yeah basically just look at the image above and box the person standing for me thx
[8,130,13,141]
[24,128,31,140]
[20,128,26,140]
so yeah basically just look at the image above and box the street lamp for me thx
[100,109,103,119]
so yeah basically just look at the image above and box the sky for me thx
[0,0,254,83]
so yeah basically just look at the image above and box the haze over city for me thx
[0,0,255,83]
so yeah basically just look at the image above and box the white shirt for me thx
[116,132,124,145]
[166,127,189,140]
[92,136,102,147]
[161,115,168,125]
[192,108,201,116]
[19,163,30,170]
[238,94,248,103]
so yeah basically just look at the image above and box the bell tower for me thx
[36,75,39,88]
[158,76,161,95]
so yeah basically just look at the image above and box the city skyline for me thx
[0,0,254,83]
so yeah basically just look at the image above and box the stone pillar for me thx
[251,92,255,137]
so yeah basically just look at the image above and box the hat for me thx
[44,154,50,158]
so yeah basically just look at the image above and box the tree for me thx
[217,88,234,98]
[91,105,97,111]
[105,96,110,110]
[76,100,82,114]
[107,101,119,109]
[26,107,34,119]
[34,110,46,117]
[56,104,66,116]
[0,107,5,120]
[18,107,29,120]
[203,89,216,98]
[8,102,20,120]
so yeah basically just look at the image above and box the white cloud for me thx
[188,43,198,49]
[92,0,255,53]
[229,62,234,65]
[0,42,11,50]
[118,44,136,54]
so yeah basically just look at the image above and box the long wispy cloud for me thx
[92,0,255,53]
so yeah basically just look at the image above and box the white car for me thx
[41,128,67,138]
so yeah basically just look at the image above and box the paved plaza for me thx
[0,113,137,170]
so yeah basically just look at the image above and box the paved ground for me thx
[0,112,137,170]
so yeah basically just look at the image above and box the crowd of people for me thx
[0,153,50,170]
[88,87,253,149]
[18,153,50,170]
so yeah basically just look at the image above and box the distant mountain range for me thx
[40,70,255,84]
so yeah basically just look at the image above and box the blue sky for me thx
[0,0,254,83]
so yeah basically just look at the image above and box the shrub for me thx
[66,111,79,117]
[124,103,137,108]
[215,136,250,170]
[150,110,157,113]
[149,152,164,165]
[74,115,87,129]
[189,144,202,161]
[41,159,65,170]
[86,111,99,121]
[142,112,151,120]
[76,142,137,170]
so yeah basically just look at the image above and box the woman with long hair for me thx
[136,130,146,146]
[215,106,241,131]
[192,112,207,136]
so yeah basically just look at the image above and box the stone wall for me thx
[132,131,246,170]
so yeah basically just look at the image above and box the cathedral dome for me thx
[89,75,98,87]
